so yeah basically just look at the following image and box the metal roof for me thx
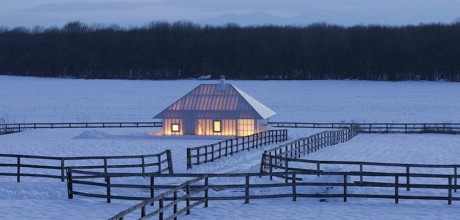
[154,83,276,119]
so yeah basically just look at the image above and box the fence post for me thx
[104,158,108,177]
[166,150,174,174]
[219,142,223,157]
[316,162,321,176]
[159,197,164,220]
[150,176,155,206]
[17,156,21,182]
[204,145,208,162]
[292,173,297,201]
[225,140,228,156]
[395,175,399,204]
[197,148,201,164]
[205,176,209,208]
[236,138,239,152]
[264,132,267,145]
[187,148,192,170]
[66,168,73,199]
[269,154,273,180]
[406,166,410,191]
[141,156,145,176]
[173,191,178,219]
[186,184,191,215]
[211,145,215,162]
[244,136,248,151]
[106,176,111,203]
[245,174,250,204]
[230,139,234,155]
[455,166,458,193]
[259,153,266,175]
[343,174,348,202]
[359,163,363,185]
[448,176,452,205]
[284,159,289,183]
[60,158,65,182]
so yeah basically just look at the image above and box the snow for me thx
[0,76,459,123]
[303,134,460,165]
[233,85,276,119]
[1,76,460,219]
[190,199,460,220]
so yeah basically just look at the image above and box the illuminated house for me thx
[154,78,276,136]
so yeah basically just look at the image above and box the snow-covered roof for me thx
[154,82,276,120]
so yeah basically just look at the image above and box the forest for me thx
[0,21,459,81]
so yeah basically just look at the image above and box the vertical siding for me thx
[195,119,236,136]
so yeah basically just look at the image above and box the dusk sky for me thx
[1,0,460,27]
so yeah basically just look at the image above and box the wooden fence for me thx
[65,170,459,220]
[268,122,460,134]
[0,150,173,182]
[108,175,208,220]
[261,127,358,170]
[261,154,459,193]
[2,121,459,135]
[0,121,163,135]
[186,129,288,169]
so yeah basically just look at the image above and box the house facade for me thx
[154,79,276,136]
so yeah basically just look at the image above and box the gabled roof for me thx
[154,83,276,119]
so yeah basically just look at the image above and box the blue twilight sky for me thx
[1,0,459,27]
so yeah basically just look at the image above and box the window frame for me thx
[213,120,222,133]
[171,123,180,132]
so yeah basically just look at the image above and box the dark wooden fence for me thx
[0,150,173,182]
[261,154,459,192]
[186,129,288,169]
[0,121,163,135]
[66,170,459,220]
[108,175,209,220]
[261,127,358,172]
[269,122,460,134]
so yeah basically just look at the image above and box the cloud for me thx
[2,0,459,27]
[28,0,161,12]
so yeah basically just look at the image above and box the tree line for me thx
[1,21,459,81]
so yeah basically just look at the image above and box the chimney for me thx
[217,75,228,90]
[220,75,226,84]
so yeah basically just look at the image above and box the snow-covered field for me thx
[1,75,460,123]
[1,76,460,219]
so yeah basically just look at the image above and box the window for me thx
[237,119,255,136]
[171,124,180,132]
[213,120,222,132]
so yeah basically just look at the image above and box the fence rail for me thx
[269,122,460,134]
[186,129,288,169]
[65,170,459,220]
[0,121,163,134]
[0,150,173,182]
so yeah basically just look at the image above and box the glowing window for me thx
[171,124,180,132]
[213,120,222,132]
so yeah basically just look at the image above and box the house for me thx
[154,77,276,136]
